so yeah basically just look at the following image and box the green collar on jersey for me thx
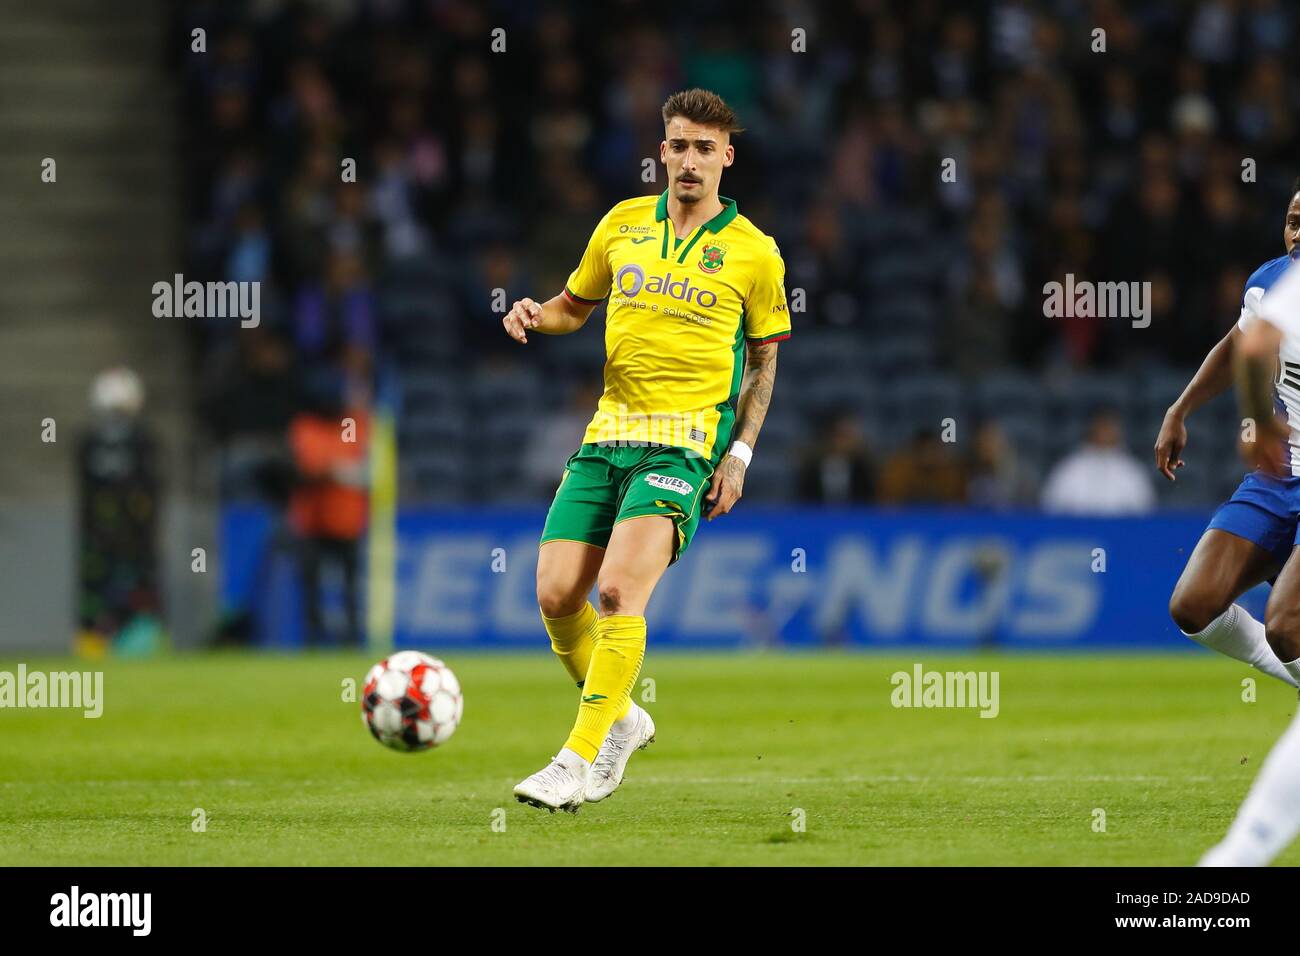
[654,190,738,233]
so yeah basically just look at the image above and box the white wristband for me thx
[727,440,753,467]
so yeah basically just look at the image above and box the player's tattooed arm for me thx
[706,341,779,521]
[734,340,779,448]
[502,294,595,343]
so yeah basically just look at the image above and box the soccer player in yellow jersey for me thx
[502,89,790,812]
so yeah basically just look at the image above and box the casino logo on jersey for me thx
[619,223,655,243]
[698,244,725,274]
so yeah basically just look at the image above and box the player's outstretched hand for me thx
[705,455,745,521]
[1154,409,1187,481]
[503,297,543,344]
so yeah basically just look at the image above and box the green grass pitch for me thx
[1,651,1297,866]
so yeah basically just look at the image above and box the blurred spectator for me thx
[523,383,602,497]
[289,373,370,647]
[201,328,302,501]
[796,414,876,504]
[967,420,1038,510]
[293,249,376,360]
[1041,409,1155,515]
[947,270,1014,378]
[76,368,163,657]
[877,429,966,506]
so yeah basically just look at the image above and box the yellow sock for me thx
[564,614,645,761]
[542,602,598,687]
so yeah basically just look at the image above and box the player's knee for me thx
[1265,606,1300,661]
[536,578,585,619]
[1168,587,1220,635]
[596,580,625,615]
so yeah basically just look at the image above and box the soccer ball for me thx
[361,651,463,752]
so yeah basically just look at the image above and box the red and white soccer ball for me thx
[361,651,463,752]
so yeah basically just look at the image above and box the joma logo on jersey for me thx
[644,473,693,495]
[614,264,717,308]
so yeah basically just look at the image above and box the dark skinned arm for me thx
[1154,325,1239,480]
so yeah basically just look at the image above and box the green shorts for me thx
[540,443,717,563]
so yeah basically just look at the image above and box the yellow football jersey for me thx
[563,191,790,461]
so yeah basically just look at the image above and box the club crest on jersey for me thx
[698,244,725,274]
[644,473,693,495]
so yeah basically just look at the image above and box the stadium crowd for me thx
[178,0,1300,511]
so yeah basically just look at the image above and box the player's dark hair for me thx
[1292,177,1300,201]
[661,88,744,135]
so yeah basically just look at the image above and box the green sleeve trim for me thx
[563,286,606,305]
[746,330,791,344]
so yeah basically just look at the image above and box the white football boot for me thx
[585,705,656,803]
[513,755,589,814]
